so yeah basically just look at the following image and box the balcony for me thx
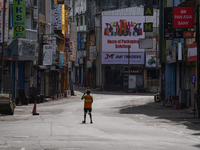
[25,29,37,41]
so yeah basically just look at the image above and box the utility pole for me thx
[127,47,130,92]
[159,0,164,101]
[196,0,200,118]
[0,0,6,93]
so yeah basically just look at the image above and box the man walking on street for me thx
[81,89,93,124]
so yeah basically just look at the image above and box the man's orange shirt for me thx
[82,95,93,108]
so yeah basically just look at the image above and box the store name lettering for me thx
[105,54,141,59]
[174,15,192,19]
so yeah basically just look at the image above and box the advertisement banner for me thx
[0,0,9,43]
[173,7,193,29]
[102,52,144,65]
[188,43,197,62]
[43,45,53,66]
[102,16,145,53]
[13,0,25,38]
[146,52,157,67]
[54,4,62,30]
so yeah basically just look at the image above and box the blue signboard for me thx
[77,33,82,51]
[59,54,63,67]
[191,74,196,85]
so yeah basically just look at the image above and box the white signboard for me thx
[69,41,76,61]
[54,4,62,30]
[102,52,144,65]
[70,22,77,41]
[129,75,136,89]
[102,16,145,52]
[0,0,9,43]
[139,38,153,49]
[43,45,53,65]
[89,46,97,60]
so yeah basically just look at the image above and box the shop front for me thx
[102,52,145,91]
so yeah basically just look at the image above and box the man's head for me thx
[86,89,90,94]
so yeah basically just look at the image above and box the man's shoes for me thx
[82,121,85,123]
[90,121,93,124]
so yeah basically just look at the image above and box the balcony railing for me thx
[25,29,37,41]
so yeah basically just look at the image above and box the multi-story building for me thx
[0,0,70,103]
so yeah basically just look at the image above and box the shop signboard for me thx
[173,7,193,29]
[13,0,25,38]
[146,52,157,67]
[69,41,76,61]
[56,0,64,4]
[102,16,145,53]
[183,31,193,38]
[54,4,62,30]
[0,0,9,43]
[102,52,144,65]
[43,45,53,66]
[77,33,82,51]
[164,7,173,40]
[173,31,183,38]
[187,43,197,62]
[65,34,70,52]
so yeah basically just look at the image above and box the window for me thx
[80,16,83,25]
[76,18,79,26]
[34,0,37,6]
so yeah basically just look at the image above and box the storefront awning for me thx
[0,57,18,61]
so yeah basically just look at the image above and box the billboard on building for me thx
[54,4,62,30]
[102,52,144,65]
[43,45,53,65]
[13,0,25,38]
[0,0,9,43]
[173,7,193,29]
[102,16,145,53]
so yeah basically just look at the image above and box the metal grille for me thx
[3,76,13,95]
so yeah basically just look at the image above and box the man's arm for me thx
[81,93,86,100]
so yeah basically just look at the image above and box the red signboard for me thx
[187,43,197,62]
[173,7,193,28]
[183,31,194,38]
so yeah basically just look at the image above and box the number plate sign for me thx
[13,0,25,38]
